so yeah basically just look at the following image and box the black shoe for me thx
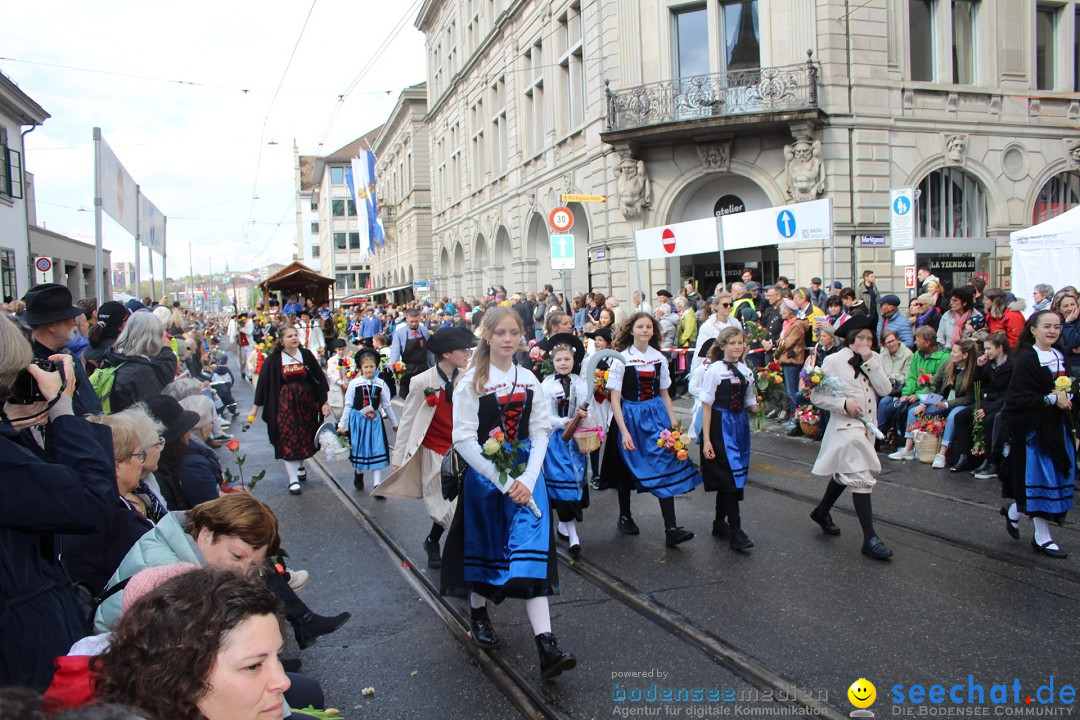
[665,527,694,547]
[617,515,640,535]
[288,481,302,496]
[973,463,998,480]
[971,457,991,475]
[861,536,893,561]
[470,607,499,648]
[1000,505,1020,539]
[294,611,351,649]
[536,632,576,679]
[711,519,731,539]
[556,530,569,541]
[354,472,364,490]
[948,454,973,472]
[297,468,307,483]
[281,656,302,672]
[786,424,803,437]
[424,539,442,569]
[1032,537,1068,559]
[568,543,581,557]
[729,528,754,551]
[810,509,841,536]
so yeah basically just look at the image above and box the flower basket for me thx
[800,420,821,438]
[913,431,940,462]
[573,426,603,453]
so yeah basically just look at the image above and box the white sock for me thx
[566,520,580,547]
[1007,502,1020,522]
[371,468,383,487]
[1033,517,1057,548]
[525,596,551,636]
[283,460,301,484]
[469,592,487,610]
[557,521,567,537]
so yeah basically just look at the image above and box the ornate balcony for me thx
[603,53,820,144]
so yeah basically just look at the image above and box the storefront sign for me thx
[713,194,746,217]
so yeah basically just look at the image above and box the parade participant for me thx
[699,328,759,550]
[808,316,895,560]
[584,327,613,486]
[540,333,590,556]
[359,307,382,346]
[440,307,575,680]
[381,327,475,569]
[390,308,431,399]
[339,349,397,492]
[999,310,1075,558]
[249,326,330,496]
[229,313,255,381]
[602,312,703,547]
[325,338,349,420]
[296,309,325,359]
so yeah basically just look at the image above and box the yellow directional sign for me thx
[561,193,607,203]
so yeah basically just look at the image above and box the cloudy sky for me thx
[3,0,426,276]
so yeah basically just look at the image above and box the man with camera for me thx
[22,283,102,417]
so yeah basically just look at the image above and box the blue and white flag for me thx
[350,151,385,262]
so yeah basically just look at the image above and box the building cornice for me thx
[0,72,49,126]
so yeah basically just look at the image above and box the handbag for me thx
[441,448,467,501]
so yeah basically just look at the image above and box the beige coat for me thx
[810,348,892,477]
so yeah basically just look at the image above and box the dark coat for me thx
[253,347,329,452]
[61,496,153,595]
[976,357,1013,416]
[181,435,223,507]
[0,413,116,691]
[100,347,178,414]
[83,332,120,372]
[31,339,102,417]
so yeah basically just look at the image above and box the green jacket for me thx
[901,349,949,396]
[678,311,698,348]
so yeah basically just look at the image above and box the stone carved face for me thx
[946,135,966,163]
[793,142,813,162]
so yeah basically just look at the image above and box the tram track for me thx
[310,454,847,720]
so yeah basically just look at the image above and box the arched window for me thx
[1032,171,1080,224]
[916,168,987,237]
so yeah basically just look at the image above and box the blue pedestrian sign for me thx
[893,195,911,216]
[776,210,797,239]
[889,187,915,250]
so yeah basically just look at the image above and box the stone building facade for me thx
[412,0,1080,302]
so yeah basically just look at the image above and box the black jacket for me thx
[100,347,178,413]
[181,436,223,507]
[62,495,152,595]
[976,357,1013,416]
[0,411,115,690]
[253,347,328,453]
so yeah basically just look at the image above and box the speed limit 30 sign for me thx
[549,206,574,233]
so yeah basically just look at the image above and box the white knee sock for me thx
[371,468,383,487]
[557,521,567,537]
[469,592,487,610]
[283,460,301,484]
[1033,517,1057,548]
[525,596,551,636]
[566,520,580,546]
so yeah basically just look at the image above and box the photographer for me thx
[0,314,117,691]
[23,283,103,416]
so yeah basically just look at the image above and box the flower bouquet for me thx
[315,421,350,462]
[753,363,787,432]
[656,423,689,462]
[793,404,822,438]
[907,414,946,463]
[482,428,542,518]
[799,366,824,398]
[743,321,768,345]
[593,368,611,403]
[423,386,441,407]
[389,361,406,382]
[814,375,886,440]
[971,380,985,457]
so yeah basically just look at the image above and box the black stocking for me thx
[722,493,741,530]
[618,485,632,518]
[659,497,677,529]
[851,492,878,542]
[427,522,445,544]
[815,478,847,516]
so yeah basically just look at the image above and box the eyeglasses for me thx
[719,303,732,308]
[145,436,165,450]
[132,451,148,463]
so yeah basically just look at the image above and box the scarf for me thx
[951,310,971,346]
[848,352,864,380]
[437,366,459,404]
[918,306,936,326]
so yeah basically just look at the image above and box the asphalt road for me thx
[227,359,1080,719]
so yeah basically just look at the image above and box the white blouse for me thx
[339,377,398,430]
[606,345,672,392]
[541,373,589,431]
[696,359,757,409]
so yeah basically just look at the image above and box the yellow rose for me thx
[656,439,666,447]
[482,438,501,456]
[1054,376,1072,391]
[674,441,684,451]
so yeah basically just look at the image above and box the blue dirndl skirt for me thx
[543,429,587,522]
[348,410,390,471]
[617,397,703,498]
[1022,427,1075,519]
[701,407,750,498]
[439,440,559,603]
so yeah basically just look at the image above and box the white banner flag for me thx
[634,217,719,260]
[95,131,138,235]
[139,193,166,256]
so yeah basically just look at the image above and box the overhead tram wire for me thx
[243,0,320,243]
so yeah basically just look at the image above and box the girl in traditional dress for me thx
[441,307,576,680]
[540,334,590,556]
[699,328,759,551]
[999,310,1075,558]
[325,338,349,421]
[808,317,895,560]
[339,349,398,492]
[250,325,330,496]
[584,327,613,488]
[602,312,703,547]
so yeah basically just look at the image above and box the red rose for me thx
[226,438,240,452]
[425,394,439,407]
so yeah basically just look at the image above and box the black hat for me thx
[584,327,613,344]
[541,333,585,367]
[699,337,717,360]
[331,338,347,349]
[145,395,201,444]
[878,294,901,307]
[96,301,130,333]
[22,283,85,326]
[354,347,380,365]
[124,299,147,314]
[656,289,673,299]
[811,277,822,285]
[298,308,313,319]
[835,315,875,338]
[427,326,477,357]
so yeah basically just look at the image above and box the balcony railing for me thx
[606,53,819,132]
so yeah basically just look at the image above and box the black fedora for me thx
[835,315,876,338]
[145,395,201,444]
[427,326,477,358]
[22,283,86,327]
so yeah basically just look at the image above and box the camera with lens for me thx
[9,358,59,405]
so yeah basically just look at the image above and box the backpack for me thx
[89,363,125,414]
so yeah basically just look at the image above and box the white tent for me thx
[1010,206,1080,309]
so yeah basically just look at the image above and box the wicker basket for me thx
[913,431,941,463]
[799,420,821,438]
[573,426,603,453]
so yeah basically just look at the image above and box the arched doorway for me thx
[525,212,548,291]
[914,167,991,291]
[473,233,488,298]
[492,226,512,289]
[439,247,451,297]
[452,242,466,298]
[1032,171,1080,224]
